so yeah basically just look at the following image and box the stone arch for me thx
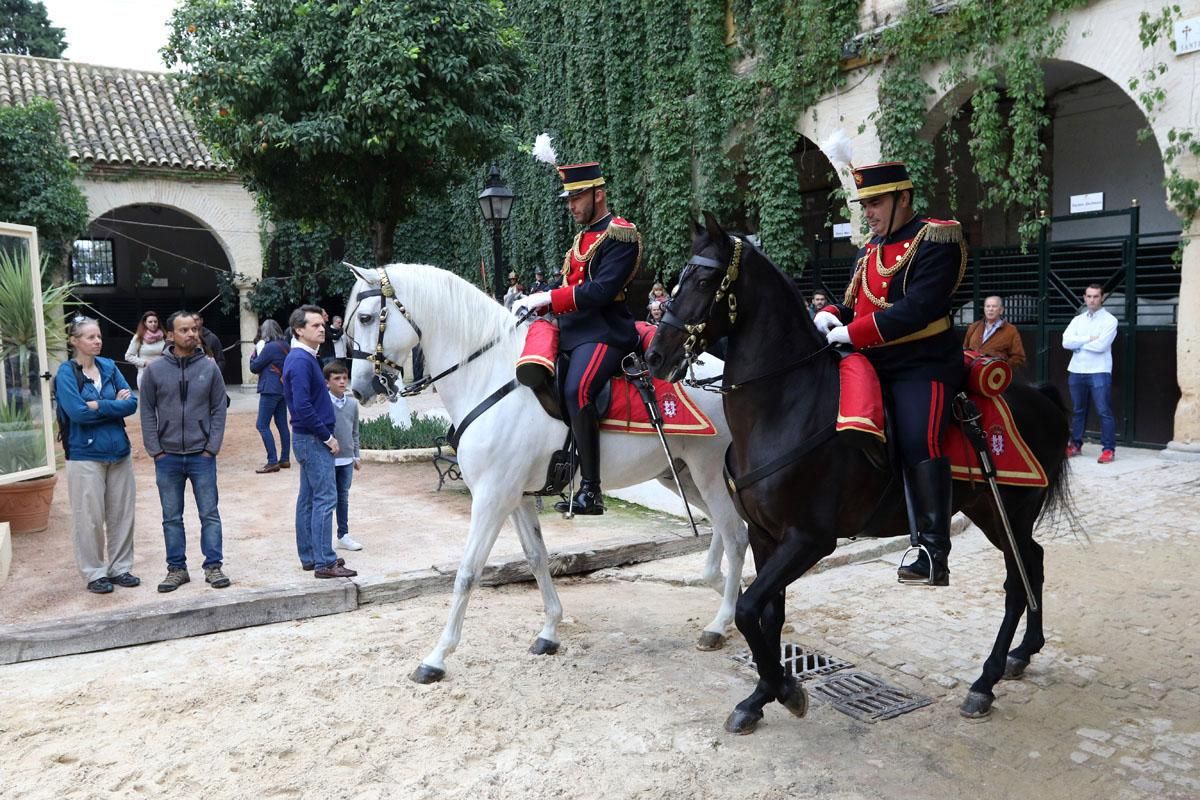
[80,177,262,283]
[76,176,264,384]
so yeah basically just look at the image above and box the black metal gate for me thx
[802,209,1181,447]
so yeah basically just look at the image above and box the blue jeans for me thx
[1068,371,1116,451]
[154,453,223,569]
[335,463,354,539]
[255,393,290,464]
[293,433,338,569]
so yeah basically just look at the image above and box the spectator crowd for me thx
[57,302,365,595]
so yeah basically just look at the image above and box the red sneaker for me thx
[1065,443,1082,458]
[1097,449,1115,464]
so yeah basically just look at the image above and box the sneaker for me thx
[110,572,141,588]
[336,535,364,551]
[157,568,190,593]
[1097,449,1115,464]
[204,566,232,588]
[87,577,114,594]
[1065,443,1082,458]
[314,564,358,579]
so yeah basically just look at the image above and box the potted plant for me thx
[0,246,73,534]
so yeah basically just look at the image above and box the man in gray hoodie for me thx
[140,310,231,592]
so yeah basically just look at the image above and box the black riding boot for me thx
[897,456,952,586]
[555,404,605,516]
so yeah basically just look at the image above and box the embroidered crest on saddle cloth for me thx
[835,354,1047,488]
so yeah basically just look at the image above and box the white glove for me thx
[514,291,552,316]
[826,326,851,345]
[813,310,843,334]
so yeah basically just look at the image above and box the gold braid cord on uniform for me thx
[844,220,966,310]
[561,219,643,288]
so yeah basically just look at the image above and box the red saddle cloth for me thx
[836,353,1047,488]
[516,320,718,437]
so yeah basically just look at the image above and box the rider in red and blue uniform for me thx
[515,162,642,515]
[814,161,967,585]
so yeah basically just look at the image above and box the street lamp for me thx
[478,164,515,301]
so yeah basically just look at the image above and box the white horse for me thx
[343,263,748,683]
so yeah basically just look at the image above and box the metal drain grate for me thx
[808,670,932,723]
[732,642,854,681]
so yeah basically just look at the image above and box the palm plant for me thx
[0,246,74,394]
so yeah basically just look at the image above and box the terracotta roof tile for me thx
[0,54,231,173]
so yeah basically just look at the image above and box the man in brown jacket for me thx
[963,295,1026,368]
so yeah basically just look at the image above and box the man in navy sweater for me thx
[283,304,357,578]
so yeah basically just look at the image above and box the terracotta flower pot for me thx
[0,473,58,534]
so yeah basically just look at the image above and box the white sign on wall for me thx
[832,223,852,239]
[151,277,169,288]
[1176,17,1200,55]
[1070,192,1105,214]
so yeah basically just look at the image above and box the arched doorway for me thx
[71,205,244,386]
[926,60,1179,446]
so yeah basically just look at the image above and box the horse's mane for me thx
[382,263,519,349]
[737,236,813,313]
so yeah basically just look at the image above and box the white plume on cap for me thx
[532,133,557,165]
[820,128,854,169]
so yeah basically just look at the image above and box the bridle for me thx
[345,267,500,400]
[657,236,744,380]
[656,236,833,392]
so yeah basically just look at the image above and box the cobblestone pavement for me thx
[617,449,1200,799]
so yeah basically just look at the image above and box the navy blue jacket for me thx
[283,346,335,440]
[55,357,137,462]
[549,214,641,353]
[831,216,966,386]
[249,339,289,395]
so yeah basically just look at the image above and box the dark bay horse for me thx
[644,214,1071,734]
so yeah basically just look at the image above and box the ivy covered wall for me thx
[252,0,1192,317]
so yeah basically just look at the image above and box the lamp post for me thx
[478,164,515,301]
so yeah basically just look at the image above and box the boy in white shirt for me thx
[324,361,364,550]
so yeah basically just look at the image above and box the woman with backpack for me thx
[55,317,140,594]
[249,319,291,473]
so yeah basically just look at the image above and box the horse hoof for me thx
[409,664,446,684]
[780,682,809,718]
[696,631,726,651]
[959,690,994,719]
[724,709,763,735]
[1003,657,1029,680]
[529,637,560,655]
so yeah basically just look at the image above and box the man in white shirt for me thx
[1062,283,1118,463]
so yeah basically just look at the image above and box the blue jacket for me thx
[249,339,289,395]
[283,346,335,440]
[55,357,137,462]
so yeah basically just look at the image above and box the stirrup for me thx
[897,544,935,585]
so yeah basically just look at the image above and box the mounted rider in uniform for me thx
[515,162,642,515]
[814,161,967,585]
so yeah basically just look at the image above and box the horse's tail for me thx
[1033,382,1083,538]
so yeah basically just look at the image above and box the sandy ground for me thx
[1,511,1196,799]
[0,391,694,626]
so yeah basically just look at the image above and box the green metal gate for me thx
[803,208,1181,446]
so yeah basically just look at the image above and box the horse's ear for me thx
[690,216,706,240]
[343,261,379,285]
[702,211,725,243]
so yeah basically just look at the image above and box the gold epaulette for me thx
[921,219,963,244]
[606,217,640,243]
